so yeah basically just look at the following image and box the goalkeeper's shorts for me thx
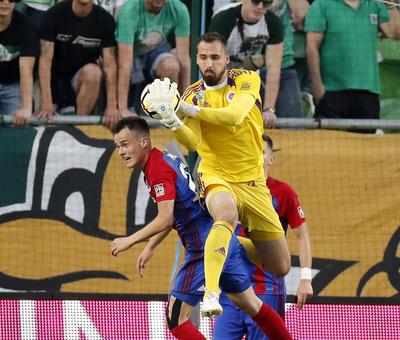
[197,173,284,241]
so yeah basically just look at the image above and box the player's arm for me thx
[292,222,313,309]
[136,229,172,278]
[111,200,174,256]
[179,72,261,126]
[173,116,201,151]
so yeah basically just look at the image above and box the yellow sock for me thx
[204,220,234,298]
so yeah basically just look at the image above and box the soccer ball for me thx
[140,83,181,119]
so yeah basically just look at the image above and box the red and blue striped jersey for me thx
[143,148,212,254]
[241,176,306,295]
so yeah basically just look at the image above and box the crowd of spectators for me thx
[0,0,399,128]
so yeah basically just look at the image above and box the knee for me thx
[79,64,102,84]
[156,56,180,79]
[166,298,184,330]
[215,209,238,228]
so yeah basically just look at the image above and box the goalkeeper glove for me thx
[147,78,178,114]
[159,106,183,130]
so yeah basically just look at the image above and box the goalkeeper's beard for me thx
[201,69,226,87]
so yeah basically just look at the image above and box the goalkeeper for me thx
[146,32,291,318]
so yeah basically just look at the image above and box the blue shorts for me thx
[0,82,22,116]
[171,236,252,306]
[213,293,286,340]
[132,42,173,84]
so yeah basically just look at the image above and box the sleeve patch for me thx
[154,183,165,197]
[297,206,305,219]
[240,82,252,90]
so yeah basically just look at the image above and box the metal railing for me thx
[1,115,400,131]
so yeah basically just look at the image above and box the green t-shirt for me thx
[116,0,190,55]
[305,0,389,94]
[270,0,294,69]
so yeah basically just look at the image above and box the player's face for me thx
[114,128,149,170]
[263,142,274,176]
[0,0,15,17]
[197,40,230,86]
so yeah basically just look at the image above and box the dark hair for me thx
[197,32,227,48]
[262,135,281,152]
[112,117,150,136]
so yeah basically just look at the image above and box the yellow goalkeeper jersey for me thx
[181,69,264,182]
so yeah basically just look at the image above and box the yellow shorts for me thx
[197,173,284,241]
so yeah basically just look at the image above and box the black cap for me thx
[262,135,281,152]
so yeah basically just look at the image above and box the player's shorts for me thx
[197,173,284,241]
[171,236,252,306]
[213,293,286,340]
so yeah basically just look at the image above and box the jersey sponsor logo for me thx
[240,82,251,90]
[369,14,378,25]
[56,34,72,42]
[72,36,102,48]
[297,206,305,219]
[154,183,165,197]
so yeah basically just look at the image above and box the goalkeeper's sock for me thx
[252,303,293,340]
[204,220,234,298]
[170,320,206,340]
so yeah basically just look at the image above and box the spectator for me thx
[306,0,400,122]
[38,0,119,128]
[116,0,191,117]
[0,0,39,125]
[269,0,310,118]
[20,0,56,29]
[94,0,126,17]
[209,0,285,128]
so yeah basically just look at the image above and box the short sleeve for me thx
[20,18,40,57]
[101,11,117,48]
[284,185,306,229]
[305,0,327,33]
[376,2,389,24]
[147,166,176,203]
[265,12,284,45]
[115,0,138,44]
[235,70,261,99]
[39,6,59,42]
[174,1,190,37]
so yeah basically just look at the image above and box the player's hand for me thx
[111,237,133,257]
[159,106,183,130]
[13,108,32,126]
[178,100,200,118]
[136,246,155,278]
[148,78,178,113]
[296,279,313,310]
